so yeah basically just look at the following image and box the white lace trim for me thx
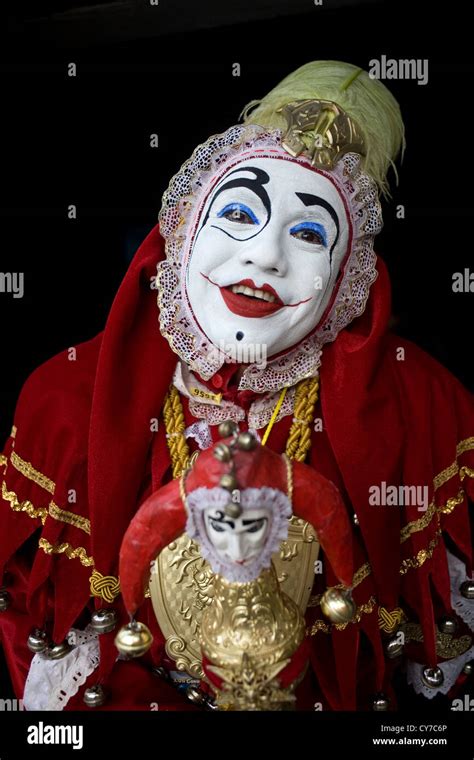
[185,420,213,451]
[406,550,473,700]
[407,646,474,699]
[157,124,382,393]
[23,626,100,711]
[174,361,300,430]
[186,486,291,582]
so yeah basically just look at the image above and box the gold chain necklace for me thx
[163,377,319,478]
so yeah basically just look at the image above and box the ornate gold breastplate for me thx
[149,517,318,678]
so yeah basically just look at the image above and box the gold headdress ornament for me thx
[278,98,367,171]
[241,61,405,197]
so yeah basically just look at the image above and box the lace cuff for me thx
[23,626,100,711]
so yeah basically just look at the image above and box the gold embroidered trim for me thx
[0,455,7,469]
[90,570,120,602]
[437,488,465,515]
[11,425,17,439]
[38,538,94,567]
[400,502,438,544]
[457,437,474,456]
[2,480,48,524]
[399,531,441,576]
[403,622,472,659]
[433,461,460,491]
[49,501,91,535]
[460,465,474,481]
[307,595,377,636]
[10,452,55,494]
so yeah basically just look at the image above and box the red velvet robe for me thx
[0,225,473,710]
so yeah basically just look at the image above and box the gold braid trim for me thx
[2,480,48,524]
[400,531,442,575]
[38,538,94,567]
[48,502,91,535]
[0,455,7,470]
[433,461,460,490]
[11,425,17,439]
[402,622,472,659]
[10,451,55,494]
[460,465,474,481]
[378,605,406,633]
[163,385,189,479]
[285,378,319,463]
[90,570,120,602]
[400,502,438,544]
[457,436,474,456]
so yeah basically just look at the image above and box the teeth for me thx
[231,284,276,303]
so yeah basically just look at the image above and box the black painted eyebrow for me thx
[295,193,340,236]
[295,192,340,263]
[242,518,266,526]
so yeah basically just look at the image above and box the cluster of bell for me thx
[214,420,257,519]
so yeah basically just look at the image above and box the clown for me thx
[0,61,473,711]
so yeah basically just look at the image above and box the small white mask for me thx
[186,486,292,582]
[185,156,349,360]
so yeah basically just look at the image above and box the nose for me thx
[226,533,246,562]
[238,226,288,276]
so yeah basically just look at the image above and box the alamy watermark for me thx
[0,697,25,711]
[0,272,24,299]
[208,339,267,370]
[452,268,474,293]
[369,56,429,86]
[369,482,429,512]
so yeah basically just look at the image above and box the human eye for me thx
[217,203,260,225]
[289,221,327,247]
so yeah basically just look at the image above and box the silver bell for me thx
[90,608,118,635]
[385,635,404,660]
[0,589,11,612]
[463,662,473,676]
[45,640,72,660]
[460,580,474,600]
[421,665,444,689]
[438,616,458,635]
[27,628,49,654]
[83,684,106,708]
[372,692,389,711]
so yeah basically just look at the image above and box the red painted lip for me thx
[201,274,312,319]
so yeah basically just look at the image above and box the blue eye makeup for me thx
[217,203,260,225]
[289,221,328,247]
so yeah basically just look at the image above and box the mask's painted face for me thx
[203,507,269,566]
[185,485,292,582]
[185,156,349,360]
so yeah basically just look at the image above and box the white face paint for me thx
[185,156,350,360]
[203,507,270,566]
